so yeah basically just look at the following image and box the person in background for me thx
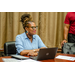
[15,14,46,56]
[61,12,75,47]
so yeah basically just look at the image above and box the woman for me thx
[15,14,46,56]
[61,12,75,47]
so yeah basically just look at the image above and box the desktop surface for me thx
[0,53,75,62]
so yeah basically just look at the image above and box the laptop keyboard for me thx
[29,56,38,60]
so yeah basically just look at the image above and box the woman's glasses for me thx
[28,26,38,30]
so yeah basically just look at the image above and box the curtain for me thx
[0,12,67,49]
[39,12,67,48]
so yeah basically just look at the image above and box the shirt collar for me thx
[24,32,35,39]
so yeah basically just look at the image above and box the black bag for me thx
[62,43,75,54]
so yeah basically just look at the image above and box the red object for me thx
[64,12,75,35]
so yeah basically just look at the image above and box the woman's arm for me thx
[20,47,46,56]
[20,50,33,56]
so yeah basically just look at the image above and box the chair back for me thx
[4,41,16,56]
[62,43,75,54]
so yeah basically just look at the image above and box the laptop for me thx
[30,47,58,60]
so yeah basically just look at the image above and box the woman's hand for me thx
[27,51,38,56]
[61,40,67,47]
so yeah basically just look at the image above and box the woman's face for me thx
[25,22,37,35]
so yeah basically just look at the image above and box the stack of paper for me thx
[20,59,40,62]
[56,55,75,61]
[2,58,40,62]
[2,58,21,62]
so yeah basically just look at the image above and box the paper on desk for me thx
[2,58,21,62]
[2,58,40,62]
[55,55,75,61]
[20,59,40,62]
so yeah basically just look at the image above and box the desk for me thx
[0,53,75,62]
[0,49,4,57]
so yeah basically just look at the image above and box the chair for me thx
[62,43,75,54]
[4,41,16,56]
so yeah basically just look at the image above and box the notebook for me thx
[30,47,58,60]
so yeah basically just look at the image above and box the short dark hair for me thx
[20,14,33,30]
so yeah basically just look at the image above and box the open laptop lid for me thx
[36,47,58,60]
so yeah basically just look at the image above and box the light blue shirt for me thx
[15,32,46,54]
